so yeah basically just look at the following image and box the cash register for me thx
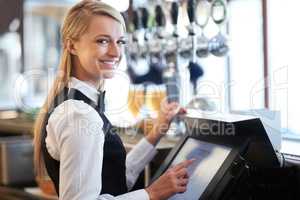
[152,110,287,200]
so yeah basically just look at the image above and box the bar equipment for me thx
[163,2,180,104]
[209,0,229,57]
[162,1,187,137]
[187,0,204,95]
[195,0,210,58]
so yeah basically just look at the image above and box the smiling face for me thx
[70,15,126,85]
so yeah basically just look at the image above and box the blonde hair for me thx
[34,0,126,178]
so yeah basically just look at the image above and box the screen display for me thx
[168,138,232,200]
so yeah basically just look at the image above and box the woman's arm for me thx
[125,102,186,190]
[125,138,157,190]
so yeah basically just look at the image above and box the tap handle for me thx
[171,2,179,25]
[132,9,140,30]
[140,7,149,29]
[187,0,195,23]
[155,5,165,27]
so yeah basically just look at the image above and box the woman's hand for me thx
[146,101,186,145]
[156,101,186,134]
[145,159,194,200]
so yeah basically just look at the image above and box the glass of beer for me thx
[127,84,145,118]
[145,84,167,118]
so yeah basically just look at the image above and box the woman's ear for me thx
[66,39,77,55]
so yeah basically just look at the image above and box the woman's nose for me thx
[107,42,121,58]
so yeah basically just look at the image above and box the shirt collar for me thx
[68,77,103,104]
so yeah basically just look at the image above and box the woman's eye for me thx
[97,39,109,45]
[117,40,127,46]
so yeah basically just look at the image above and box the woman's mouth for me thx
[99,60,118,69]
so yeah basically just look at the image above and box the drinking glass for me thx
[209,0,229,57]
[195,0,210,58]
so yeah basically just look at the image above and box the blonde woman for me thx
[34,1,193,199]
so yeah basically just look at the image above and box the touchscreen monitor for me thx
[168,138,232,200]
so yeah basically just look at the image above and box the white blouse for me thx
[45,77,157,200]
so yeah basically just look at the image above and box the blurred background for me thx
[0,0,299,199]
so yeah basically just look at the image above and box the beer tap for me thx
[131,9,141,60]
[140,7,149,59]
[187,0,204,95]
[162,1,186,137]
[163,1,180,104]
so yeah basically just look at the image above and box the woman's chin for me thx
[102,71,115,79]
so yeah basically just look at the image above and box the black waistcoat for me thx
[41,87,128,196]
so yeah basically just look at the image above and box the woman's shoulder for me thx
[47,99,104,132]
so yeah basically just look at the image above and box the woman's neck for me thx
[72,66,102,90]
